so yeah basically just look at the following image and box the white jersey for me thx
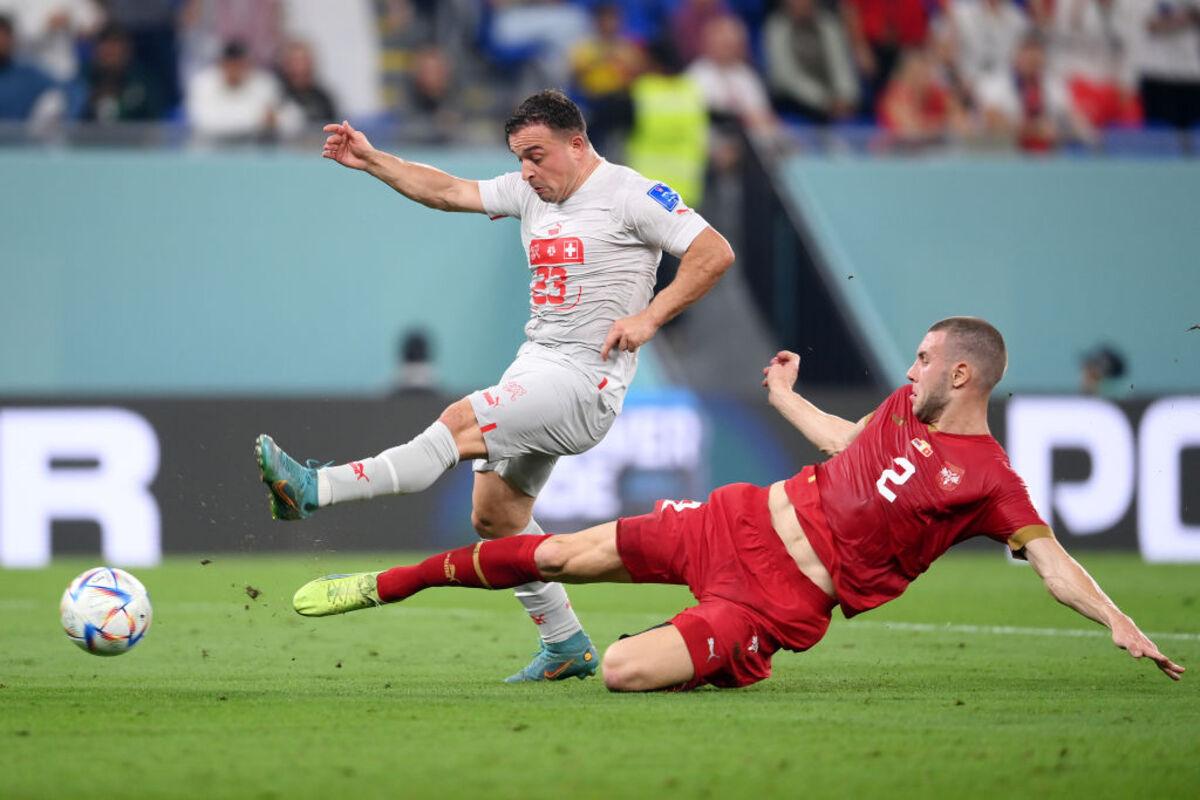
[477,159,710,403]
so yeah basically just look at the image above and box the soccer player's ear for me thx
[952,362,970,389]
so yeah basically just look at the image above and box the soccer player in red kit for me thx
[292,317,1184,690]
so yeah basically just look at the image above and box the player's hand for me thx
[601,312,659,360]
[1111,617,1185,681]
[322,120,375,170]
[762,350,801,394]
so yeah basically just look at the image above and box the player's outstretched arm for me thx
[600,227,734,360]
[762,351,869,456]
[321,120,483,213]
[1024,537,1185,681]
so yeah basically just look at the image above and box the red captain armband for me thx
[1006,525,1055,559]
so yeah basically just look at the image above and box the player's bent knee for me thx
[471,510,506,540]
[601,645,639,692]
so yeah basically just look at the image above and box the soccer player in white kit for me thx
[255,90,735,682]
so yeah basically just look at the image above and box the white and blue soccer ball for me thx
[60,567,152,656]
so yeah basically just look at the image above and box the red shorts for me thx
[616,483,836,690]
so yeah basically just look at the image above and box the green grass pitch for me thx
[2,552,1198,799]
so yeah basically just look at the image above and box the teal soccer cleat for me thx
[504,630,599,683]
[255,434,321,521]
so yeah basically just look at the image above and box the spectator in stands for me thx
[279,0,382,120]
[940,0,1030,99]
[841,0,930,114]
[1131,1,1200,135]
[276,38,336,126]
[976,33,1094,152]
[180,0,282,87]
[186,39,282,144]
[101,0,183,110]
[1039,0,1141,128]
[81,24,165,122]
[763,0,859,123]
[626,40,709,207]
[687,14,778,135]
[670,0,730,65]
[0,13,62,122]
[406,44,461,144]
[0,0,103,82]
[375,0,431,114]
[570,2,644,154]
[878,48,969,149]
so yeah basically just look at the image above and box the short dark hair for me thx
[96,23,129,46]
[0,14,13,36]
[504,90,587,140]
[929,316,1008,391]
[221,40,249,61]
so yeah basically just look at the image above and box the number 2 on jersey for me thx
[531,266,567,305]
[876,457,916,502]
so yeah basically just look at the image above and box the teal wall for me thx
[782,158,1200,394]
[0,148,675,395]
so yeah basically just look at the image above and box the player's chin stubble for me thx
[914,379,950,425]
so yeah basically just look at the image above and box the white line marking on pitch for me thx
[853,621,1200,642]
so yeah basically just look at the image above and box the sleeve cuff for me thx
[1007,524,1054,556]
[664,214,711,258]
[477,177,502,219]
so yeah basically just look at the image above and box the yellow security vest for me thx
[626,73,710,207]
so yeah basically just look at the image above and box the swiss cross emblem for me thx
[529,236,584,266]
[939,463,964,491]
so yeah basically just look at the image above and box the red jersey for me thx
[784,386,1049,617]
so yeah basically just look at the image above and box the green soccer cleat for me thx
[504,630,599,683]
[292,572,383,617]
[255,434,321,521]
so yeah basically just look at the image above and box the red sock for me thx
[376,534,550,602]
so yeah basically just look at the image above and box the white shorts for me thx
[467,344,619,497]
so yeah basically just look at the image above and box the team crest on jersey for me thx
[938,463,965,491]
[647,183,682,212]
[911,438,933,458]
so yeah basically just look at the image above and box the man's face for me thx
[221,55,251,87]
[1015,42,1044,78]
[906,331,955,424]
[96,36,130,71]
[507,123,585,204]
[0,25,12,63]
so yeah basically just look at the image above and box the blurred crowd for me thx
[1,0,1199,153]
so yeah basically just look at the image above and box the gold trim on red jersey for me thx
[1007,524,1054,555]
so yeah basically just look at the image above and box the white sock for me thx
[317,421,459,506]
[512,517,583,645]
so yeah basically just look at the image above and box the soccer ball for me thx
[60,567,153,656]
